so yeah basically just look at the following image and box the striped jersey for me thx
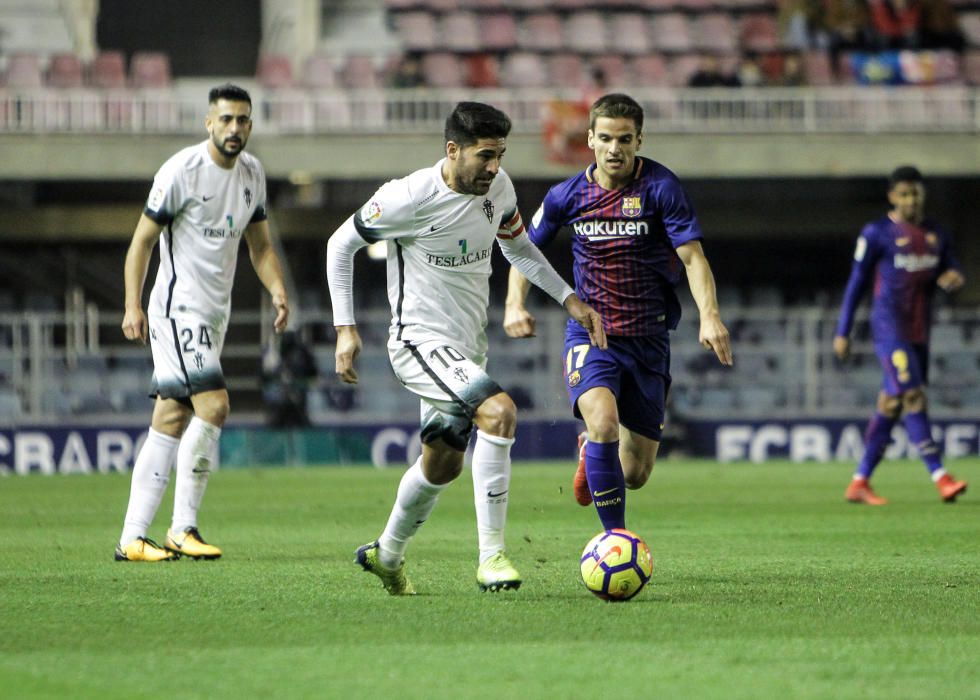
[352,160,523,359]
[528,156,702,336]
[835,216,960,344]
[143,140,268,330]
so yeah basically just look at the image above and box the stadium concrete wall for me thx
[3,419,979,475]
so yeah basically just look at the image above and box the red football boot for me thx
[845,478,888,505]
[936,474,967,502]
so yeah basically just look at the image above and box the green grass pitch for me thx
[1,459,977,699]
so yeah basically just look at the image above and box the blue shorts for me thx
[874,340,928,395]
[563,324,671,441]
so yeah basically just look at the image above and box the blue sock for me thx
[856,412,896,479]
[904,410,943,475]
[584,440,625,531]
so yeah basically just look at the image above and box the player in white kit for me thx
[327,102,606,594]
[116,84,289,562]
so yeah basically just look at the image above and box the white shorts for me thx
[388,338,503,451]
[149,314,226,400]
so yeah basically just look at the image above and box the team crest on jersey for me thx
[482,199,494,222]
[926,232,938,246]
[362,200,383,224]
[567,370,581,388]
[147,186,165,212]
[621,196,642,218]
[244,187,252,207]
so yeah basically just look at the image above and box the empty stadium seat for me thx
[394,12,439,51]
[740,14,781,52]
[481,12,518,50]
[420,52,465,87]
[129,52,171,88]
[465,54,499,87]
[548,53,588,88]
[563,12,608,54]
[628,54,669,86]
[3,52,43,88]
[693,14,739,53]
[802,50,834,85]
[340,54,379,89]
[302,53,338,88]
[650,13,694,52]
[442,11,482,52]
[499,52,549,87]
[256,53,294,88]
[89,51,127,88]
[518,13,564,51]
[46,53,84,88]
[592,54,629,87]
[607,13,653,55]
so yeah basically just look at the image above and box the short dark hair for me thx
[589,93,644,132]
[209,83,252,108]
[888,165,923,189]
[444,102,511,147]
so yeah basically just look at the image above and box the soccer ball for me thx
[579,528,653,601]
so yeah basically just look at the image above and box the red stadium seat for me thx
[341,54,379,89]
[394,12,439,51]
[256,53,294,88]
[548,53,588,88]
[130,52,172,88]
[442,11,482,52]
[499,52,549,87]
[591,54,629,87]
[46,53,84,88]
[481,12,518,51]
[90,51,127,88]
[740,14,781,52]
[693,13,739,53]
[563,12,608,54]
[303,53,338,88]
[607,13,653,55]
[650,13,694,52]
[628,54,669,86]
[420,52,465,88]
[518,13,564,51]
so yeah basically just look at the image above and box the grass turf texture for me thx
[1,459,977,700]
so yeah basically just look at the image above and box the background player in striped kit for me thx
[116,84,289,561]
[327,101,605,594]
[834,165,967,504]
[505,93,732,532]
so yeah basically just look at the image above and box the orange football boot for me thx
[573,432,591,506]
[936,474,967,502]
[845,478,888,505]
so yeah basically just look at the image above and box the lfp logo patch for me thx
[361,200,383,224]
[621,196,642,218]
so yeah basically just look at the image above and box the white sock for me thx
[120,428,180,545]
[377,458,446,569]
[471,430,515,564]
[171,416,221,534]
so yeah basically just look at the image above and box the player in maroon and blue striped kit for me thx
[505,94,732,531]
[834,165,967,505]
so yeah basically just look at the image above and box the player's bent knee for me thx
[476,393,517,437]
[902,388,927,412]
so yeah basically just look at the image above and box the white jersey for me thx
[143,140,268,330]
[353,160,519,359]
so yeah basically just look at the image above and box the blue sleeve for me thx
[938,226,961,277]
[527,186,565,247]
[835,225,881,338]
[658,172,703,247]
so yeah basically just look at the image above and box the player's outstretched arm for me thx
[334,325,361,384]
[121,214,164,344]
[504,267,536,338]
[677,240,732,366]
[245,220,290,333]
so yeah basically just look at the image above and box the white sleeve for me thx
[326,215,370,326]
[498,228,574,306]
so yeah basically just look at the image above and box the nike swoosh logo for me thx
[487,490,508,498]
[192,467,210,474]
[202,195,214,201]
[430,225,441,231]
[593,488,617,497]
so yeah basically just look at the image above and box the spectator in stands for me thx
[736,55,765,86]
[866,0,923,50]
[772,52,808,85]
[115,84,290,562]
[688,55,741,87]
[388,54,425,88]
[834,165,967,505]
[823,0,873,76]
[262,330,318,427]
[504,93,732,533]
[919,0,964,51]
[779,0,827,49]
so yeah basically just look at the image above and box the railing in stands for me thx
[0,86,978,134]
